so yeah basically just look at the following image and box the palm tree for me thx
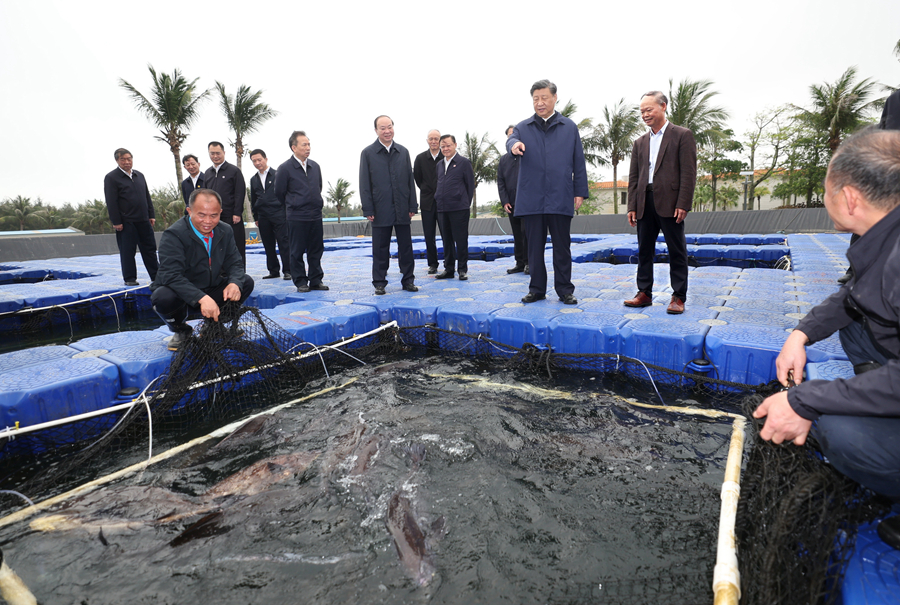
[214,82,278,172]
[326,179,355,223]
[560,99,605,167]
[462,132,500,218]
[667,78,730,147]
[73,200,114,234]
[214,82,278,218]
[595,100,643,214]
[119,65,210,186]
[796,66,879,154]
[150,184,183,230]
[0,196,48,231]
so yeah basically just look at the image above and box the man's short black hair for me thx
[114,148,131,161]
[249,149,266,159]
[289,131,307,149]
[188,188,223,208]
[440,134,456,144]
[208,141,225,151]
[530,79,557,96]
[182,154,198,165]
[505,124,515,135]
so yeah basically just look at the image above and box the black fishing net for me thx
[0,307,886,604]
[735,394,891,605]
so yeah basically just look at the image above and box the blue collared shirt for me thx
[187,217,214,264]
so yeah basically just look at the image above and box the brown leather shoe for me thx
[667,296,685,314]
[623,292,652,307]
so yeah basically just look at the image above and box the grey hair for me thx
[530,80,557,96]
[114,148,131,161]
[829,127,900,211]
[641,91,668,106]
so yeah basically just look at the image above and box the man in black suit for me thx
[498,124,527,274]
[413,129,443,274]
[249,149,291,281]
[434,134,475,281]
[103,148,159,286]
[274,131,328,293]
[180,154,204,216]
[151,189,254,351]
[204,141,247,269]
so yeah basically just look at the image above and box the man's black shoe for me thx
[458,272,468,281]
[374,286,386,295]
[507,265,525,274]
[402,283,419,292]
[521,292,546,304]
[559,294,577,305]
[309,283,329,291]
[283,273,292,281]
[262,273,279,279]
[524,265,530,275]
[877,515,900,550]
[296,285,311,293]
[125,280,139,286]
[427,266,438,275]
[435,271,454,280]
[167,329,192,352]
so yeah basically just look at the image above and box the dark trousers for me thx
[288,219,325,287]
[508,211,528,266]
[438,209,470,273]
[116,220,159,283]
[636,189,688,300]
[151,274,255,329]
[257,213,291,276]
[371,223,415,288]
[811,318,900,504]
[522,214,573,297]
[421,208,442,269]
[230,219,247,270]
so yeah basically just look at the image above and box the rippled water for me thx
[0,356,734,604]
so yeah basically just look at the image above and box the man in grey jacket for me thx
[753,128,900,547]
[359,115,419,295]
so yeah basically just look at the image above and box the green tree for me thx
[667,78,730,147]
[73,200,114,234]
[743,107,792,204]
[119,65,210,186]
[214,82,277,218]
[462,132,500,218]
[325,178,355,223]
[559,99,606,168]
[795,66,879,154]
[0,196,48,231]
[773,121,828,206]
[594,99,642,214]
[150,184,183,230]
[698,129,743,211]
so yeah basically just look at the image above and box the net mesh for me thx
[0,305,888,603]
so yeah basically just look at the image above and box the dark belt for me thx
[646,184,653,192]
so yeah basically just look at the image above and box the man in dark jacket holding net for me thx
[753,127,900,548]
[151,189,255,351]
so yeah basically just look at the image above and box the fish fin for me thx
[405,443,426,466]
[98,527,109,546]
[168,510,226,548]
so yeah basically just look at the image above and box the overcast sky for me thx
[1,0,898,211]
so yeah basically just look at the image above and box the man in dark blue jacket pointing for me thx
[507,80,589,305]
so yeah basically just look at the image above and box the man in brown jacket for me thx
[624,91,697,314]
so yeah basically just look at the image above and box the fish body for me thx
[386,493,437,587]
[205,452,318,499]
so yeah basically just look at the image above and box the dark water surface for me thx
[0,358,733,604]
